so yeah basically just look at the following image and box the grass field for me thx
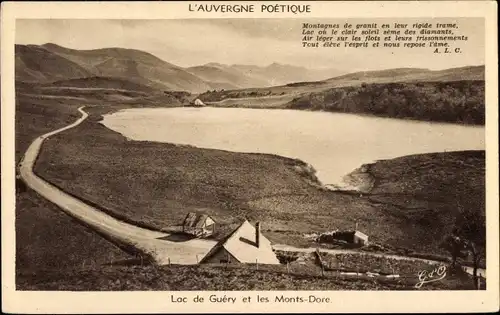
[15,95,132,283]
[17,262,478,291]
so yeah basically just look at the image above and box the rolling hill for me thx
[197,65,485,124]
[187,62,344,89]
[15,42,485,101]
[16,43,342,93]
[16,45,92,82]
[43,76,158,93]
[16,43,214,93]
[198,65,485,103]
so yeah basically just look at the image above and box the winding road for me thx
[18,106,216,265]
[18,106,486,278]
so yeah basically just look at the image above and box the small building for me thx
[182,213,216,237]
[200,220,280,264]
[353,230,369,245]
[192,98,205,107]
[317,230,369,246]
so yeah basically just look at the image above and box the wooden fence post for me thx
[168,257,171,265]
[287,262,290,274]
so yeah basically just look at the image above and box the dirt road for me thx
[18,106,216,265]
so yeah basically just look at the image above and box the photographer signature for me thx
[415,265,447,289]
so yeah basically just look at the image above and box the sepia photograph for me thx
[2,1,498,313]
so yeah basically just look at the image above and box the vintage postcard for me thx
[1,1,498,313]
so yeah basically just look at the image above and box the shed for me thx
[192,98,205,107]
[200,220,280,264]
[182,213,216,237]
[353,230,369,245]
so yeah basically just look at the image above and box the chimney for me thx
[255,222,261,248]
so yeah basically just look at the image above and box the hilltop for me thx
[16,43,212,93]
[198,66,485,124]
[187,62,343,89]
[16,43,342,93]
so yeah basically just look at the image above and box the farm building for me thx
[182,213,216,237]
[200,220,280,264]
[353,230,369,245]
[317,230,369,246]
[192,98,205,107]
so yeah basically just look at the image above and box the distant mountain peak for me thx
[204,62,227,68]
[42,42,65,49]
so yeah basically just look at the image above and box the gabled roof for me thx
[354,230,368,239]
[200,220,280,264]
[193,99,205,106]
[183,213,215,229]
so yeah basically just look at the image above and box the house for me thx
[182,213,216,237]
[200,220,280,264]
[192,98,205,107]
[353,230,369,245]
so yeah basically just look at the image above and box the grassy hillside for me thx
[15,45,91,82]
[288,80,485,124]
[16,43,212,93]
[186,65,262,90]
[189,63,344,90]
[33,103,485,256]
[198,66,485,124]
[17,262,477,291]
[15,94,131,281]
[324,66,484,84]
[15,79,485,289]
[45,76,158,93]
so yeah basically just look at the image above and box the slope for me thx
[15,44,92,82]
[198,65,485,113]
[41,43,213,93]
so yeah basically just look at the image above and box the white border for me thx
[2,1,498,313]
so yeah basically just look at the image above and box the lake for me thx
[101,107,485,188]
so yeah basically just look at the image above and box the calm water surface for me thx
[101,107,485,187]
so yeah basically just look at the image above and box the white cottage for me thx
[200,220,279,264]
[192,98,205,107]
[353,230,369,245]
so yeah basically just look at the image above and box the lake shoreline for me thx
[101,106,484,194]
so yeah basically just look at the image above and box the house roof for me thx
[200,220,280,264]
[354,230,368,239]
[194,99,205,106]
[183,213,214,229]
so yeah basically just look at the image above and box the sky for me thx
[16,18,484,71]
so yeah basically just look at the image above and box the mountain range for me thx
[15,43,343,93]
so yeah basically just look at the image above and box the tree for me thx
[444,199,486,289]
[458,205,486,289]
[441,231,468,269]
